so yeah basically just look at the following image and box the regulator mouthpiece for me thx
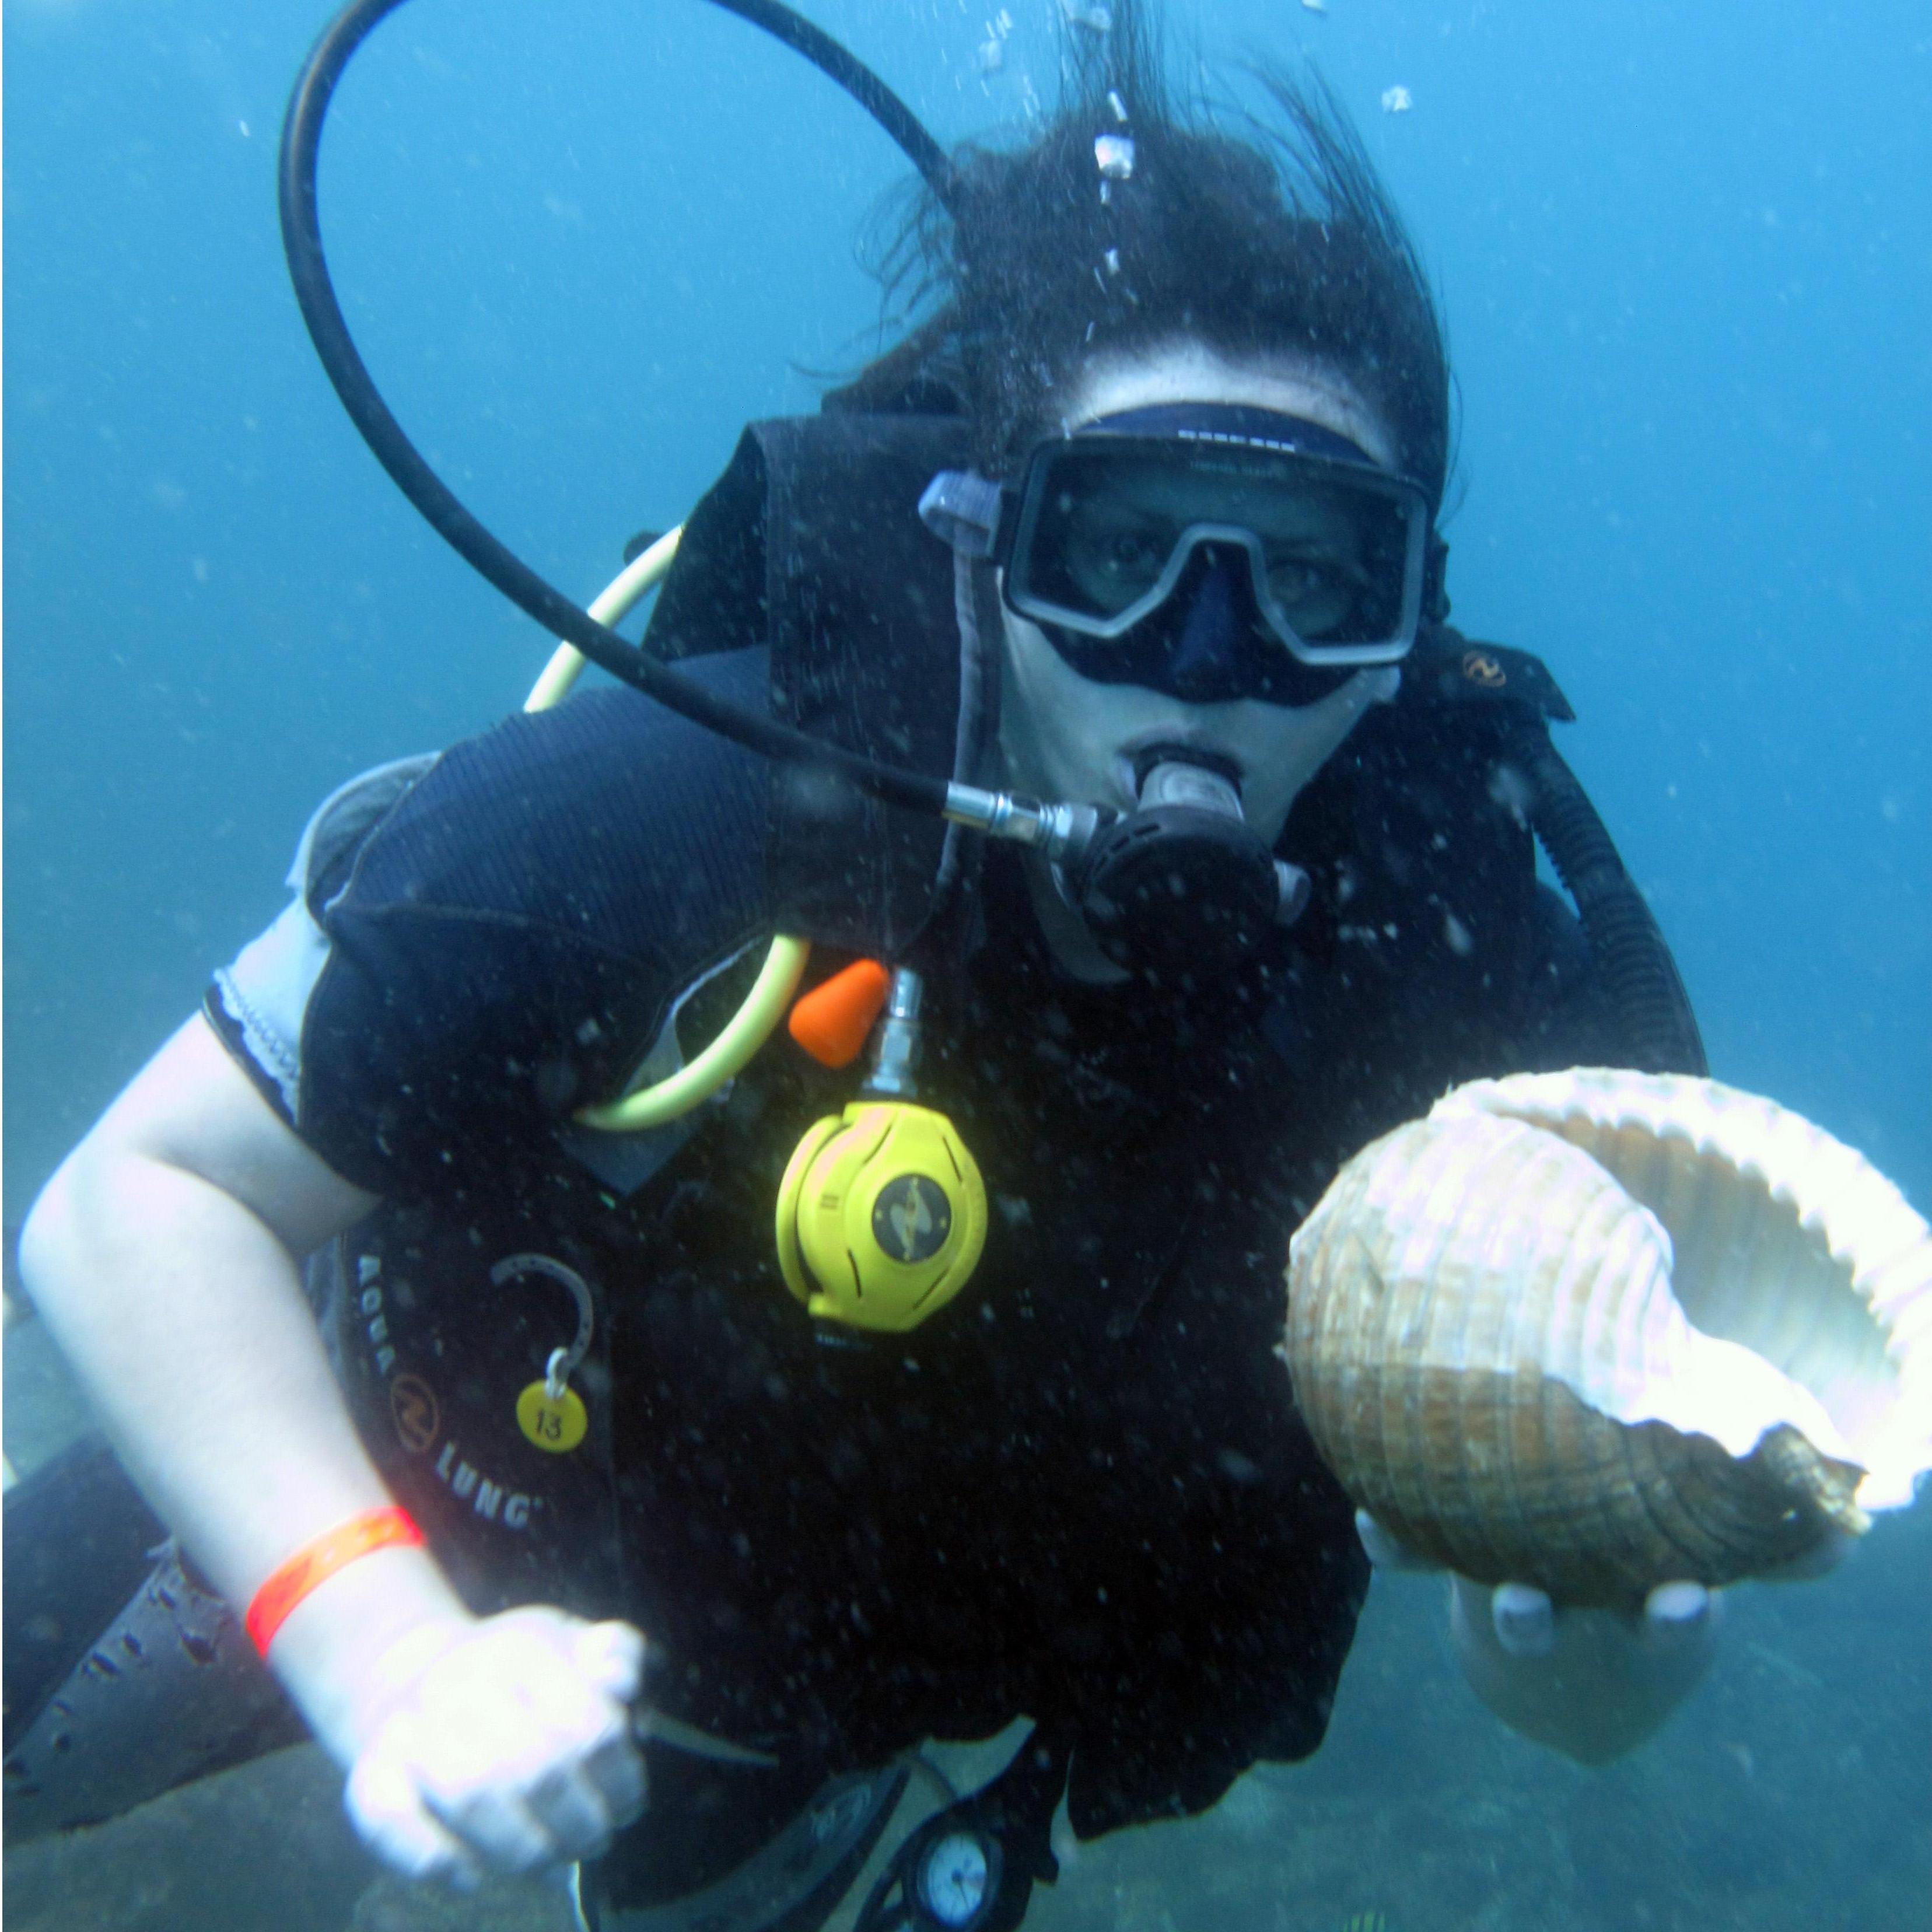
[1061,755,1309,981]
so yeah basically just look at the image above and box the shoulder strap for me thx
[1395,624,1576,725]
[643,412,978,958]
[1394,624,1705,1074]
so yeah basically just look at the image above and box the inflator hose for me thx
[1514,726,1708,1077]
[277,0,956,822]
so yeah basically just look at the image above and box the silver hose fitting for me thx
[862,968,925,1100]
[943,784,1105,867]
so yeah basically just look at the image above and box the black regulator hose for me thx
[276,0,957,821]
[1514,726,1709,1077]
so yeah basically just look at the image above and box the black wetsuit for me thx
[3,412,1664,1922]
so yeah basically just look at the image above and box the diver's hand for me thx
[342,1608,646,1888]
[1473,1575,1718,1663]
[1356,1510,1722,1763]
[1445,1572,1722,1763]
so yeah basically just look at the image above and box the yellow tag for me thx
[516,1380,587,1454]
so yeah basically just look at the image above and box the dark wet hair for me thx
[832,3,1451,513]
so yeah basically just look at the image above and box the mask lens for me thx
[1009,436,1424,659]
[1265,483,1412,645]
[1025,449,1181,618]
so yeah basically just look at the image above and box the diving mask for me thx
[921,402,1433,692]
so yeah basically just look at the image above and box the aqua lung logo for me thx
[1461,649,1507,689]
[390,1373,440,1454]
[355,1251,540,1534]
[432,1440,537,1531]
[355,1262,398,1376]
[872,1175,951,1263]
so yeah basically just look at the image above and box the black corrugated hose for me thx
[1514,726,1709,1077]
[277,0,957,823]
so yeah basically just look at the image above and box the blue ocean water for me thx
[4,2,1927,1927]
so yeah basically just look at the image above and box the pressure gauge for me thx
[911,1827,1000,1931]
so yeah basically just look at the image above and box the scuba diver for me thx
[6,4,1723,1926]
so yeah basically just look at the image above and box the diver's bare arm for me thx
[17,1013,467,1756]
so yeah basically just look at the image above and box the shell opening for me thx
[1440,1072,1932,1513]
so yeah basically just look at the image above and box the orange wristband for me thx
[245,1506,424,1656]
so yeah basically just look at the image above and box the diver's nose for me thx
[1164,548,1248,702]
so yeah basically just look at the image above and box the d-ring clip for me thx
[491,1252,595,1387]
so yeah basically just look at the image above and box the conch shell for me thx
[1284,1070,1932,1606]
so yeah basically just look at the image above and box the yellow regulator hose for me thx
[526,527,810,1132]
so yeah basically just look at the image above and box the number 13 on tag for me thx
[516,1380,588,1453]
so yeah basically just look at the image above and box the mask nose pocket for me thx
[1164,548,1250,702]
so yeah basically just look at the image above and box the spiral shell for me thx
[1284,1070,1932,1606]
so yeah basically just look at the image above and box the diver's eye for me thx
[1064,516,1171,611]
[1264,550,1367,635]
[1099,529,1166,578]
[1266,555,1340,604]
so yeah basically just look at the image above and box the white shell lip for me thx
[1429,1070,1932,1516]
